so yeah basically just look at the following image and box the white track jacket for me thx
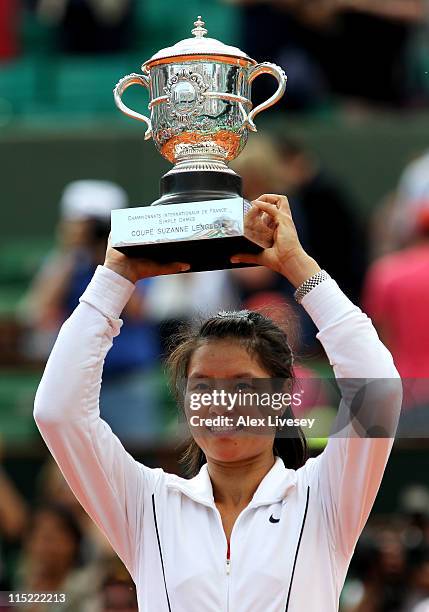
[34,265,402,612]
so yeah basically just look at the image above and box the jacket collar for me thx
[166,457,297,508]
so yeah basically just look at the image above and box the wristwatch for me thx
[294,270,330,304]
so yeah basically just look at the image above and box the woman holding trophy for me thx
[34,192,402,612]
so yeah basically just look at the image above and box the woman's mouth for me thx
[207,424,244,435]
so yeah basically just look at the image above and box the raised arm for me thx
[301,277,402,561]
[230,194,402,564]
[34,246,190,578]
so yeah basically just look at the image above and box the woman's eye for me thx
[192,382,210,391]
[235,382,254,391]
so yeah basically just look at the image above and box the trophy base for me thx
[111,170,268,273]
[152,169,242,207]
[116,235,261,273]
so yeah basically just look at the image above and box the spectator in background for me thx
[403,545,429,611]
[398,485,429,610]
[21,180,163,443]
[341,504,429,612]
[363,151,429,411]
[36,459,115,565]
[390,150,429,248]
[144,269,238,358]
[37,0,134,54]
[13,504,98,611]
[230,0,334,110]
[228,0,424,110]
[276,137,367,303]
[230,135,301,303]
[25,463,137,611]
[0,437,27,590]
[231,133,285,202]
[400,484,429,549]
[82,558,138,612]
[21,180,129,359]
[231,134,321,353]
[0,0,20,61]
[367,191,402,261]
[330,1,424,109]
[368,151,429,259]
[341,528,407,611]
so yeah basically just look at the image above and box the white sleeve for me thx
[33,265,162,579]
[301,278,402,561]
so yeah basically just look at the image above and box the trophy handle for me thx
[245,62,287,132]
[113,73,153,140]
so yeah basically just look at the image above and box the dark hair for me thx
[166,310,308,476]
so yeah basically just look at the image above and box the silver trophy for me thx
[111,16,287,272]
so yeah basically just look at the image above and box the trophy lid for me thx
[143,16,256,68]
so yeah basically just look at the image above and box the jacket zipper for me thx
[216,501,282,611]
[226,541,231,612]
[212,505,234,612]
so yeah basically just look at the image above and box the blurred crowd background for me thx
[1,0,429,610]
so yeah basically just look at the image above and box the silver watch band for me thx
[294,270,330,304]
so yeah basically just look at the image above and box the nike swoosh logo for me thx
[269,514,280,523]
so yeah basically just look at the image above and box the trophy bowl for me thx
[111,17,287,272]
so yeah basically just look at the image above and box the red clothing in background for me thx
[363,243,429,404]
[0,0,19,60]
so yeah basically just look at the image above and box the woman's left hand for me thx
[231,194,321,288]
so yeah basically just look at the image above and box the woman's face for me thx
[186,339,276,464]
[26,510,78,573]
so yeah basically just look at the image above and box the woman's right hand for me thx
[103,235,190,284]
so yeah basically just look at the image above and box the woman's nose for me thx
[208,401,229,416]
[207,386,231,416]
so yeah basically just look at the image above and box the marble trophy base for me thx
[112,170,264,273]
